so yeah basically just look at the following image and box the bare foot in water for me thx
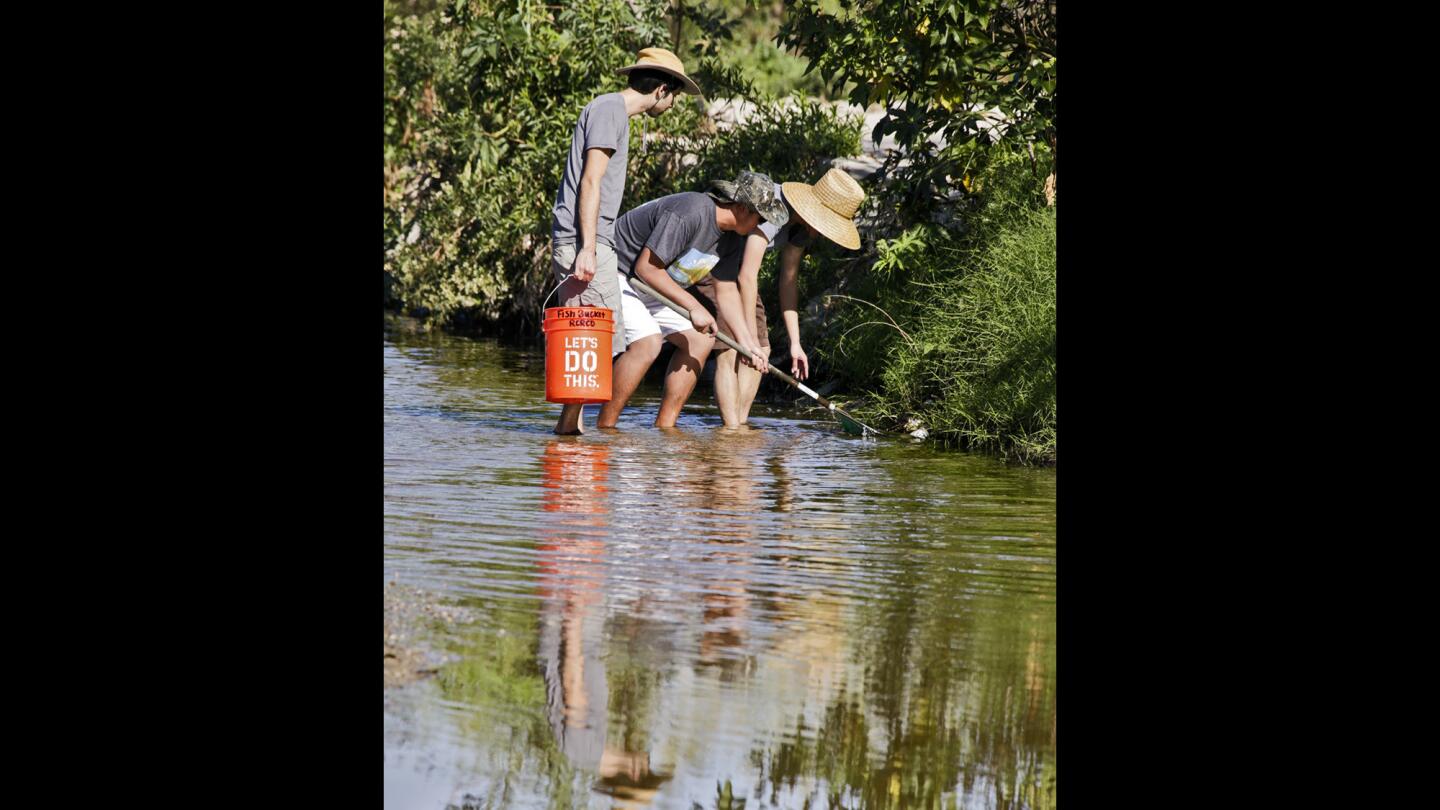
[554,404,585,435]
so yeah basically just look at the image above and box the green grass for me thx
[851,208,1055,464]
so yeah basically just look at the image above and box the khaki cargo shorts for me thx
[551,241,626,354]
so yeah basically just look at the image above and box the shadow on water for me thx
[385,323,1055,810]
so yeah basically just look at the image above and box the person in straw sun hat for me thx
[549,47,701,435]
[615,47,702,96]
[687,167,867,427]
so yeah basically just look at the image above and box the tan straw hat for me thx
[615,47,701,96]
[781,168,866,250]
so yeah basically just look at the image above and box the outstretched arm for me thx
[777,243,808,379]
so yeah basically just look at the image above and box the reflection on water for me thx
[384,320,1056,810]
[539,439,674,804]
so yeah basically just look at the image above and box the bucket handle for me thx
[541,273,574,314]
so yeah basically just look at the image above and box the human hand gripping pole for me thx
[626,275,875,436]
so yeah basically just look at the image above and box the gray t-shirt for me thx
[551,93,630,248]
[613,192,727,286]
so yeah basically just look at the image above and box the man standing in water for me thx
[550,48,701,435]
[596,172,787,429]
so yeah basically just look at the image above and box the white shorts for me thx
[618,273,696,345]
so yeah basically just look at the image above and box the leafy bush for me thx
[872,209,1055,463]
[681,95,861,187]
[778,1,1056,157]
[385,0,671,326]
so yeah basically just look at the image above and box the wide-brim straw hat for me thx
[615,47,701,96]
[781,168,866,250]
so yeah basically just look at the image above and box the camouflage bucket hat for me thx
[707,171,789,227]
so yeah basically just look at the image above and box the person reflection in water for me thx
[537,439,670,805]
[691,428,764,681]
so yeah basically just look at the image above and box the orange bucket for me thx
[542,306,614,404]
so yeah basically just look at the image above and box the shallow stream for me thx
[384,319,1056,810]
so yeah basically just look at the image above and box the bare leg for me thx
[713,347,743,427]
[736,358,763,424]
[554,403,585,435]
[596,335,662,428]
[656,330,715,427]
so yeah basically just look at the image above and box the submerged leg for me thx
[655,329,715,428]
[554,403,585,435]
[713,347,743,427]
[596,334,663,428]
[736,358,763,424]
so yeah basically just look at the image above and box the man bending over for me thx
[596,172,787,429]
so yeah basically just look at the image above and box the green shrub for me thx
[876,208,1056,463]
[681,95,862,187]
[385,0,672,326]
[778,1,1056,158]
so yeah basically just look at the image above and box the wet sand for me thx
[383,581,474,689]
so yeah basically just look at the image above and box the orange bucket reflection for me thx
[540,439,610,517]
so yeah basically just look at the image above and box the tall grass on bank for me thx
[874,209,1055,463]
